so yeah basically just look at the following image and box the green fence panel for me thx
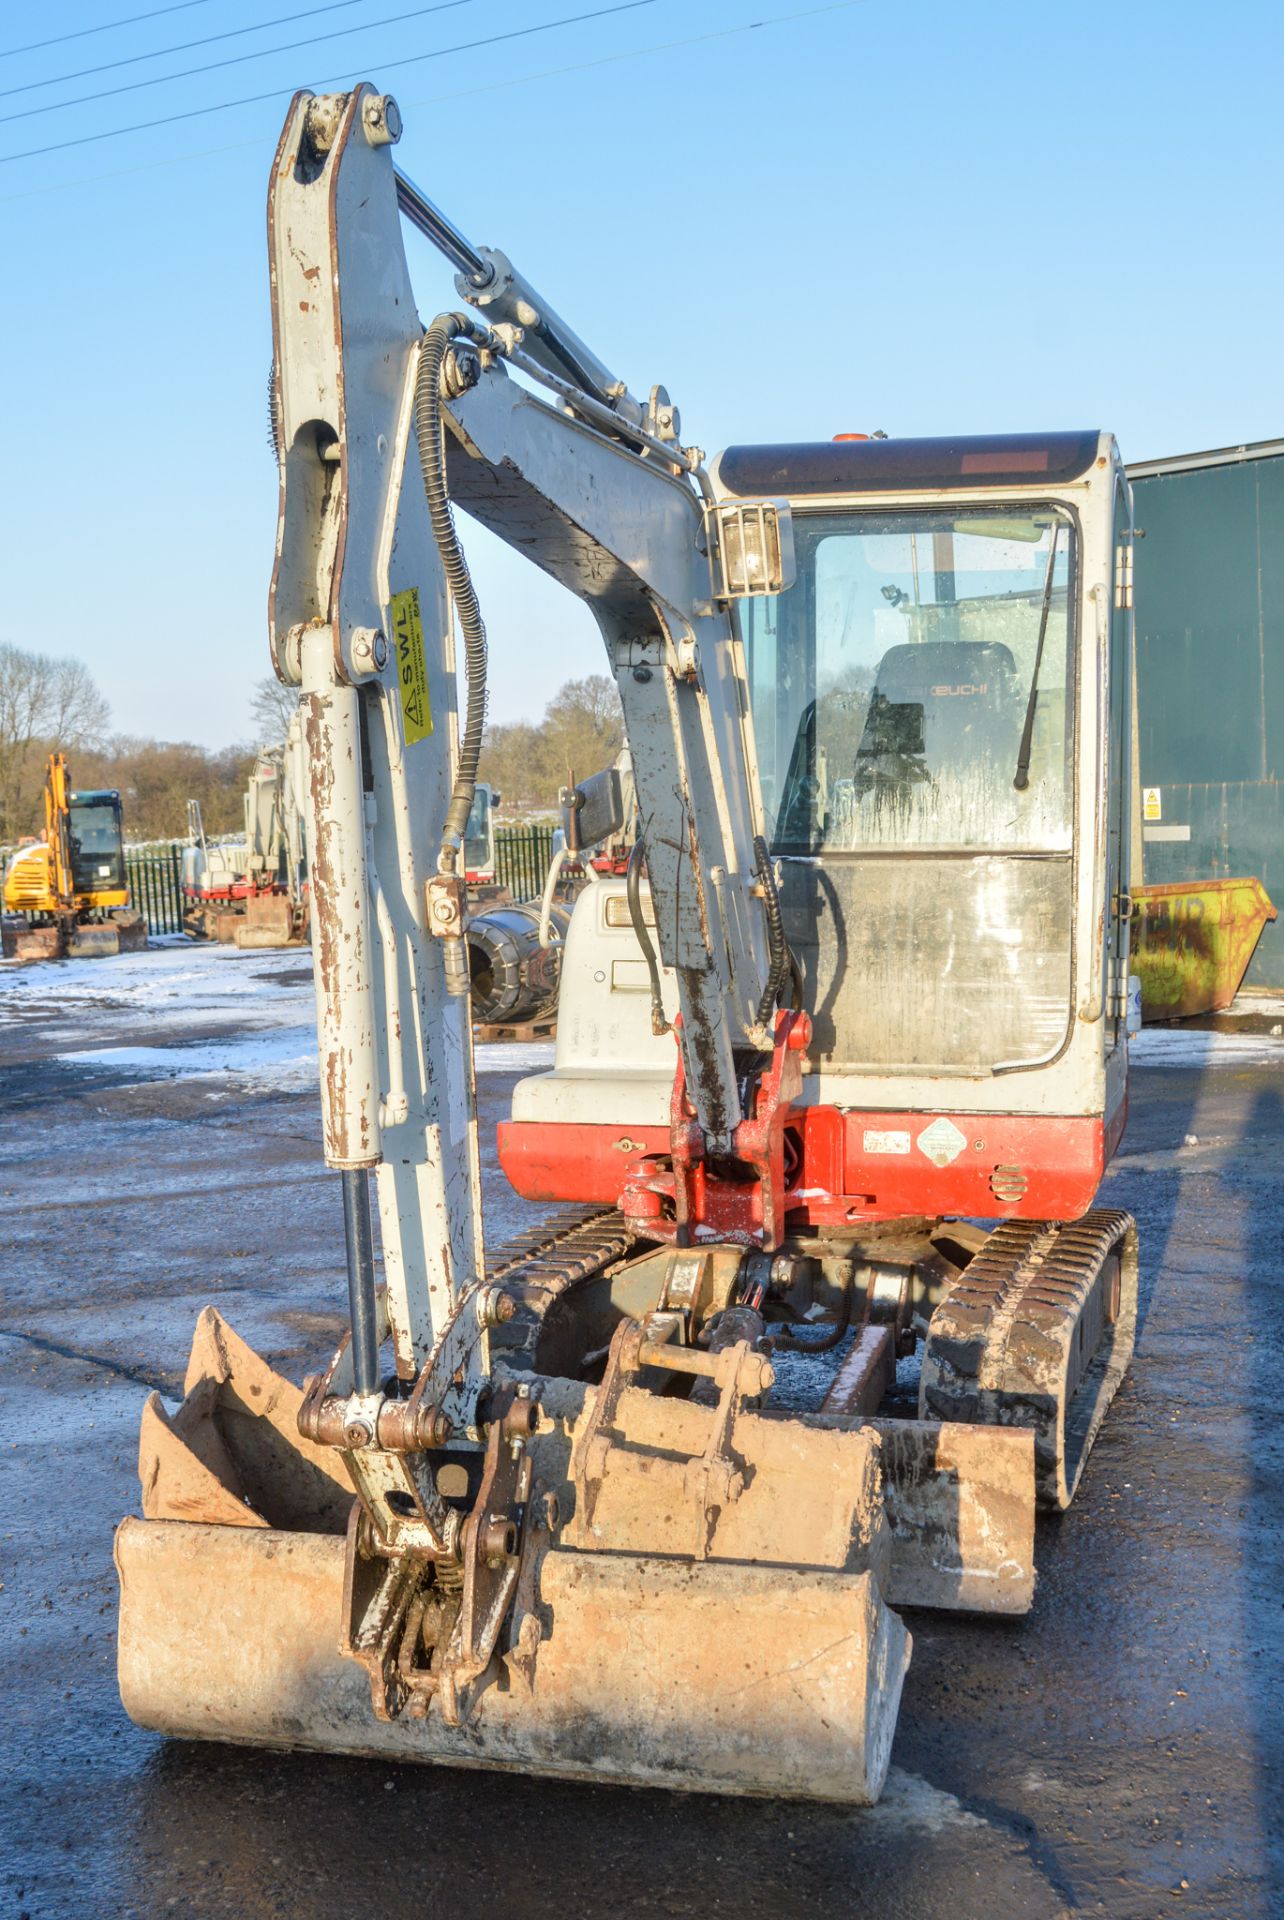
[121,833,553,930]
[125,844,185,935]
[494,825,556,902]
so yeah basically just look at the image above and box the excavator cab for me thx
[65,790,129,895]
[507,445,1134,1219]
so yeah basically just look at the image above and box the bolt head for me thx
[363,92,402,147]
[350,627,386,674]
[343,1420,373,1449]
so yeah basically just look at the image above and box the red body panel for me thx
[499,1097,1128,1227]
[183,881,287,904]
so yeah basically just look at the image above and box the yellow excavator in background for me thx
[2,753,147,960]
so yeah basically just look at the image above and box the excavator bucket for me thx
[233,896,308,949]
[12,925,63,961]
[116,1309,1034,1803]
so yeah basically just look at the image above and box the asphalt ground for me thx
[1,947,1281,1919]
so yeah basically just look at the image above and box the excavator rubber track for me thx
[485,1205,633,1370]
[918,1209,1139,1509]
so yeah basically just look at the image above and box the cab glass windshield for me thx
[744,507,1075,855]
[741,505,1078,1075]
[68,802,124,891]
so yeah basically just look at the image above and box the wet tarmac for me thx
[1,949,1281,1918]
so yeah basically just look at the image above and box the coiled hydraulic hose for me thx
[414,311,495,865]
[753,834,791,1033]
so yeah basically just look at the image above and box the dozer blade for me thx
[110,912,149,953]
[117,1309,915,1803]
[67,924,121,958]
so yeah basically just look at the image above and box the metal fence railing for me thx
[494,825,555,902]
[10,825,558,933]
[125,844,185,935]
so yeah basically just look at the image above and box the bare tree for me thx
[540,674,624,788]
[248,674,299,746]
[0,643,110,841]
[74,736,257,841]
[478,676,625,810]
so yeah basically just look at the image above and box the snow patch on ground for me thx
[58,1026,320,1090]
[2,937,290,1005]
[27,945,558,1090]
[869,1769,986,1832]
[58,1031,557,1091]
[1129,1028,1284,1069]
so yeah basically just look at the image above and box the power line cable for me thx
[0,3,214,63]
[0,0,472,128]
[0,0,863,201]
[13,0,386,98]
[0,0,657,164]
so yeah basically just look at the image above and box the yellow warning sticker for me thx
[1143,786,1162,822]
[391,587,433,744]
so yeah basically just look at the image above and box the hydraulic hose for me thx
[770,1263,857,1355]
[414,311,494,864]
[753,834,791,1032]
[626,838,669,1036]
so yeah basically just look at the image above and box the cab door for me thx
[1105,480,1134,1049]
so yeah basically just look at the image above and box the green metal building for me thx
[1129,436,1284,988]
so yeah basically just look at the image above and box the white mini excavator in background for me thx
[115,85,1139,1803]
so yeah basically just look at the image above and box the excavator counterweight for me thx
[116,84,1139,1803]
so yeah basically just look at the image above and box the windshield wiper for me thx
[1013,523,1060,792]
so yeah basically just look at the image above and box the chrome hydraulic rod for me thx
[341,1169,380,1395]
[394,164,640,421]
[394,167,489,283]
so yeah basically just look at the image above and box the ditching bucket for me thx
[115,1308,1031,1803]
[233,896,308,949]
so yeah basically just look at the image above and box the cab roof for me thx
[716,431,1103,497]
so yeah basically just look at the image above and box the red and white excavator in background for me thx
[115,85,1140,1805]
[182,707,310,947]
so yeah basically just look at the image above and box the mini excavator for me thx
[3,753,146,960]
[115,86,1140,1803]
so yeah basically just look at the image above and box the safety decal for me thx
[391,587,433,744]
[916,1117,968,1168]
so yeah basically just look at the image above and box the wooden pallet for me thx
[473,1017,557,1045]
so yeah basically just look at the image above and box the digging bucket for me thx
[115,1308,916,1803]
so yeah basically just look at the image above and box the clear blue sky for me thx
[2,0,1281,749]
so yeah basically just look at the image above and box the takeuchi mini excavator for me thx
[114,87,1141,1804]
[2,753,147,960]
[182,707,310,947]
